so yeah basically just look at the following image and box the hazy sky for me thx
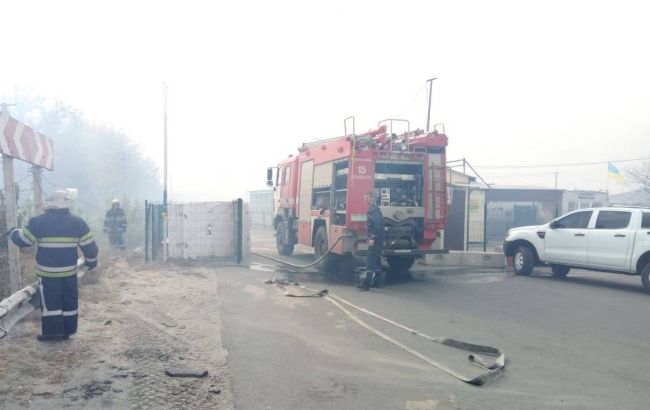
[1,0,649,200]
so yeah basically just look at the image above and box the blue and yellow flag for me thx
[608,162,624,181]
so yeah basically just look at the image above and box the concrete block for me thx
[423,251,506,268]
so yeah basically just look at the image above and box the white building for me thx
[248,189,274,228]
[562,190,609,213]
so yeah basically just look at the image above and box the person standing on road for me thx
[8,189,98,342]
[359,190,385,290]
[104,199,127,249]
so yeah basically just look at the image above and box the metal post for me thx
[465,187,470,251]
[236,199,243,264]
[3,156,21,293]
[426,77,437,133]
[151,206,158,261]
[483,200,488,252]
[163,82,169,261]
[32,166,44,215]
[145,200,149,263]
[163,82,168,209]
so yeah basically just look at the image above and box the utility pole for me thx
[162,82,169,261]
[163,82,168,209]
[426,77,437,132]
[2,155,21,294]
[1,104,21,295]
[33,166,44,214]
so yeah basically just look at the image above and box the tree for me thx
[0,90,162,238]
[627,161,650,194]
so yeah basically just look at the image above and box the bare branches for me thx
[626,161,650,194]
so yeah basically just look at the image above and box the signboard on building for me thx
[577,192,595,200]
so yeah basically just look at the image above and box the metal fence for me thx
[145,199,249,263]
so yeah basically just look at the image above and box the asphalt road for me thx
[215,229,650,409]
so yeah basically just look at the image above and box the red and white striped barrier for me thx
[0,111,54,170]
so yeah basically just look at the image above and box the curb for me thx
[423,251,506,269]
[412,264,508,278]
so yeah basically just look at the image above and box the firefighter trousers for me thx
[38,275,78,337]
[364,243,383,285]
[108,231,125,248]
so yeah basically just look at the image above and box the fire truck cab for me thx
[268,119,448,273]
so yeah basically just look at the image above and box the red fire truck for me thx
[267,118,448,273]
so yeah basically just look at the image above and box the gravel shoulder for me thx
[0,255,233,410]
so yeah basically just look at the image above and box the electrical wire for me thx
[483,172,559,179]
[474,156,650,169]
[42,176,105,210]
[399,82,427,117]
[0,174,32,193]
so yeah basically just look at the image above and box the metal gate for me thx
[145,199,249,263]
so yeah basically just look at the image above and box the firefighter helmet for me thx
[45,189,77,210]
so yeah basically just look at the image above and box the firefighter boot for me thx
[37,334,69,342]
[370,272,382,288]
[357,271,372,291]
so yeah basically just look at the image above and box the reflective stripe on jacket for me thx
[104,208,127,232]
[10,209,99,277]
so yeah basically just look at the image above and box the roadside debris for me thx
[79,380,113,399]
[165,368,209,378]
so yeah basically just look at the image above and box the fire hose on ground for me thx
[253,237,505,386]
[0,259,87,341]
[252,235,349,270]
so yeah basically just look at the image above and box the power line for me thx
[473,156,650,169]
[483,171,558,179]
[399,82,427,116]
[42,176,105,211]
[0,174,32,193]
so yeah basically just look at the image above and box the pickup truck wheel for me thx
[513,246,535,276]
[551,264,570,278]
[641,264,650,294]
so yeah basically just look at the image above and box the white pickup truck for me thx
[503,207,650,292]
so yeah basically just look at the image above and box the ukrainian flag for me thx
[608,162,624,181]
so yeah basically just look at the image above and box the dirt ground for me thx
[0,253,233,409]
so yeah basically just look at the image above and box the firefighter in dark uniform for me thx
[359,191,385,290]
[104,199,127,249]
[9,189,98,341]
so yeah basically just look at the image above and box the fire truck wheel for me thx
[314,226,337,273]
[338,255,356,275]
[386,255,416,273]
[276,225,294,256]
